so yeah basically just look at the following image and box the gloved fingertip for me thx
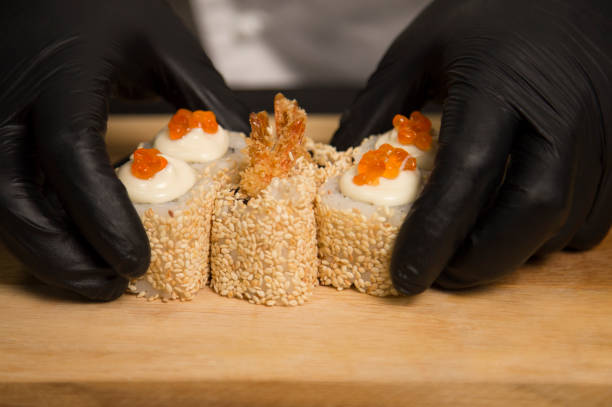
[434,262,510,291]
[566,226,610,252]
[114,238,151,280]
[391,264,429,295]
[93,281,129,302]
[432,271,473,291]
[71,275,129,302]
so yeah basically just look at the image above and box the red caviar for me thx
[392,111,432,151]
[409,111,432,132]
[168,108,218,140]
[353,143,416,186]
[131,148,168,180]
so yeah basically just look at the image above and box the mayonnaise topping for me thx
[117,154,196,204]
[153,126,230,163]
[339,166,421,207]
[375,129,437,171]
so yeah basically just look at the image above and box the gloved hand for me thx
[0,0,249,300]
[332,0,612,294]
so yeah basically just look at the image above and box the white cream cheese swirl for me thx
[339,165,421,207]
[154,126,230,163]
[117,154,196,204]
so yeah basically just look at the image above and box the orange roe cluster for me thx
[392,111,432,151]
[168,108,219,140]
[131,148,168,180]
[353,143,416,186]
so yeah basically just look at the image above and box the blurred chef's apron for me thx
[183,0,432,89]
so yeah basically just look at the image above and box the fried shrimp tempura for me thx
[240,93,310,197]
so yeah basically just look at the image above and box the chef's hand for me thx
[0,0,249,301]
[332,0,612,294]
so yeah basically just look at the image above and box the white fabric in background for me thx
[191,0,432,88]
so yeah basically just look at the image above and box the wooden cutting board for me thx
[1,115,611,406]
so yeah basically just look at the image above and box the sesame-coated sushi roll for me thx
[154,109,248,183]
[316,112,437,297]
[212,175,317,306]
[210,93,319,306]
[116,148,218,301]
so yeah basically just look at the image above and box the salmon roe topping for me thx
[353,143,416,186]
[131,148,168,180]
[392,111,432,151]
[168,108,218,140]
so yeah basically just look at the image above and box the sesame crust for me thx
[304,137,351,167]
[302,139,355,190]
[315,195,400,297]
[126,180,218,301]
[210,174,319,306]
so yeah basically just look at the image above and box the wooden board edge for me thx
[1,381,611,407]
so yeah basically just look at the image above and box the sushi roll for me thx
[153,109,248,183]
[210,93,319,306]
[316,112,437,297]
[116,148,218,301]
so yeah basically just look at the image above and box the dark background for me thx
[109,87,360,114]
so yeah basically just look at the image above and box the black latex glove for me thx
[332,0,612,294]
[0,1,249,301]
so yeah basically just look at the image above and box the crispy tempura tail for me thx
[240,93,310,197]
